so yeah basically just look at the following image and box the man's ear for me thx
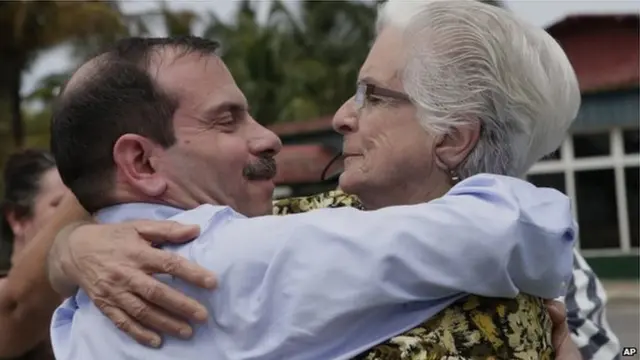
[113,134,167,197]
[433,121,481,172]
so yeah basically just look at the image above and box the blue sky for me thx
[22,0,639,95]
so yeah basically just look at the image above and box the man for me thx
[47,34,574,360]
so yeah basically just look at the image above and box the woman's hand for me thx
[48,220,217,347]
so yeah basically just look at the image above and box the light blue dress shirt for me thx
[51,174,576,360]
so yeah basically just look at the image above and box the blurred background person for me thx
[1,150,65,268]
[0,149,75,359]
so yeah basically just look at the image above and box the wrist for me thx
[48,221,92,296]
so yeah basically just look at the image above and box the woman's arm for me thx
[0,193,90,357]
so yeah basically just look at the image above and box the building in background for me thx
[528,14,639,278]
[270,116,340,198]
[268,14,640,278]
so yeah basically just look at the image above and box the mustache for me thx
[243,157,277,180]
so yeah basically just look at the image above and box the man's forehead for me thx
[151,51,247,112]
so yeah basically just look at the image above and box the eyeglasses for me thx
[354,82,411,111]
[319,84,411,181]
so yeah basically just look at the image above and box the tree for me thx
[158,3,199,37]
[278,0,377,121]
[204,0,295,124]
[134,1,200,37]
[203,0,379,125]
[0,1,129,148]
[24,73,68,107]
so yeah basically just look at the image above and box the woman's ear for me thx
[434,122,481,171]
[5,210,26,239]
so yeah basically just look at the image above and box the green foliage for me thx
[0,0,130,152]
[204,0,379,125]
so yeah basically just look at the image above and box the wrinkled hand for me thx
[548,300,582,360]
[56,220,216,347]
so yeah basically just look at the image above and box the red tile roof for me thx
[546,14,638,35]
[273,144,341,184]
[546,14,639,93]
[268,116,333,136]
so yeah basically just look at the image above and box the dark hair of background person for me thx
[51,36,220,214]
[0,149,57,274]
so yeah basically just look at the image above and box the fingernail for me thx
[194,310,208,322]
[149,337,162,348]
[180,327,193,338]
[204,276,216,288]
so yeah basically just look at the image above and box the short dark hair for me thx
[51,36,220,213]
[1,149,57,269]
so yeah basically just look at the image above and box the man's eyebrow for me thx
[202,101,248,118]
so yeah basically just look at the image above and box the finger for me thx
[130,220,201,244]
[129,271,210,323]
[549,317,569,348]
[545,300,567,325]
[553,327,575,357]
[545,301,572,351]
[101,304,162,348]
[139,248,217,289]
[117,291,194,339]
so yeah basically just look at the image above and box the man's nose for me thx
[332,97,358,135]
[249,121,282,157]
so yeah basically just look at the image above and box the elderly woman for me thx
[0,149,75,359]
[37,1,611,359]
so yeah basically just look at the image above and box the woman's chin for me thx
[338,170,364,194]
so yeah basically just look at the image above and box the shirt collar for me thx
[94,203,184,224]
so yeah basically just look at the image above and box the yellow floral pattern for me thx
[272,190,554,360]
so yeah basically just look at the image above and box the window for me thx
[527,128,640,255]
[527,173,565,193]
[624,129,639,154]
[573,132,610,158]
[626,167,639,248]
[575,170,619,249]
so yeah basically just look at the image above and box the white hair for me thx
[377,0,581,178]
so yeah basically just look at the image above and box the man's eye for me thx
[213,116,239,131]
[215,113,236,125]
